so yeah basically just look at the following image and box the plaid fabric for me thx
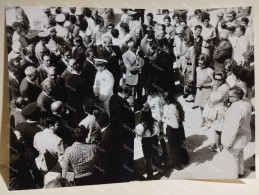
[61,142,99,178]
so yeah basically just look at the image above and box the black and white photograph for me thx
[5,6,255,190]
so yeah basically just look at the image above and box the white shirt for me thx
[162,104,180,129]
[93,69,114,101]
[233,35,250,65]
[222,100,252,149]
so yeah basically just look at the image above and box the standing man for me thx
[221,86,252,178]
[122,39,144,111]
[93,58,114,116]
[35,31,51,65]
[233,25,250,66]
[97,35,123,94]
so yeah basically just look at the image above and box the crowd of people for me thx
[7,6,255,190]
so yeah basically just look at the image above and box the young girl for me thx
[135,105,159,180]
[162,92,189,170]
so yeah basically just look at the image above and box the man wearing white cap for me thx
[35,30,51,64]
[93,58,114,115]
[128,10,142,37]
[55,13,69,40]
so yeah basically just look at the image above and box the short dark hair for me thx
[15,97,26,109]
[241,17,249,24]
[201,12,210,23]
[221,21,227,29]
[199,53,210,65]
[69,15,77,24]
[213,70,227,81]
[195,24,202,31]
[120,22,130,33]
[95,16,104,25]
[194,9,202,15]
[224,59,237,71]
[121,9,128,12]
[146,12,153,18]
[45,115,59,128]
[84,8,92,17]
[228,10,237,18]
[73,125,89,142]
[118,84,132,95]
[85,47,95,57]
[237,25,246,34]
[172,13,180,19]
[106,23,114,28]
[111,28,119,38]
[163,15,171,22]
[95,111,109,128]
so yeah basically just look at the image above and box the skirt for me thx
[194,87,212,108]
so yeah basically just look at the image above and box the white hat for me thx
[75,8,83,15]
[94,58,108,65]
[128,10,137,15]
[55,13,66,22]
[38,30,50,38]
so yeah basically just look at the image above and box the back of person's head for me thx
[120,22,130,33]
[118,84,132,95]
[69,14,77,24]
[237,25,246,35]
[163,15,171,22]
[229,86,244,100]
[95,111,110,128]
[44,115,59,128]
[221,21,227,29]
[73,125,89,142]
[232,65,247,82]
[69,7,76,14]
[201,12,210,23]
[43,178,72,189]
[83,98,98,115]
[95,16,104,25]
[111,28,119,38]
[241,17,249,25]
[147,12,153,18]
[194,9,202,15]
[15,97,26,109]
[84,8,92,17]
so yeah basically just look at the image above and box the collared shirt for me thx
[162,104,179,129]
[61,142,99,178]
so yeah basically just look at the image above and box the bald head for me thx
[51,101,64,115]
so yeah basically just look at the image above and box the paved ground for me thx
[5,7,255,179]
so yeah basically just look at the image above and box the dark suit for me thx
[109,94,135,181]
[10,109,26,128]
[9,76,21,101]
[19,78,42,102]
[55,58,69,76]
[36,91,55,114]
[213,39,232,70]
[72,45,87,62]
[20,57,38,71]
[61,69,88,126]
[98,120,125,183]
[97,45,122,93]
[16,122,43,147]
[82,59,97,97]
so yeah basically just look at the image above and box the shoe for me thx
[174,165,183,170]
[250,166,255,171]
[238,174,244,178]
[192,106,199,109]
[208,145,217,152]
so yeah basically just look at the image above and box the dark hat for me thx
[22,102,40,118]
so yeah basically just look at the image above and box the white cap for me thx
[94,58,108,65]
